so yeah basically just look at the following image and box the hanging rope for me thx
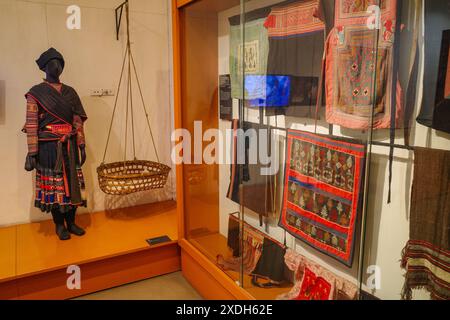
[97,0,170,195]
[102,45,128,163]
[124,49,130,165]
[126,0,136,161]
[129,53,136,160]
[102,0,159,164]
[130,53,160,163]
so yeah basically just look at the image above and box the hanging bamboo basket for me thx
[97,0,170,195]
[97,160,170,195]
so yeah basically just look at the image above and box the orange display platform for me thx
[183,233,293,300]
[0,200,180,300]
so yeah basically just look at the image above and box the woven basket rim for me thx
[97,160,171,180]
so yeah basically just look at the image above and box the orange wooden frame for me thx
[172,0,186,242]
[176,0,197,8]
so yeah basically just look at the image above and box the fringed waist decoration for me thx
[43,129,83,206]
[401,240,450,300]
[53,129,77,172]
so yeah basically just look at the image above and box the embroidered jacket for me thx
[24,82,86,156]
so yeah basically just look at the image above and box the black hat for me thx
[36,48,65,71]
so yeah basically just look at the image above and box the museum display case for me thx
[173,0,450,300]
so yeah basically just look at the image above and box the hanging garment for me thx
[218,213,265,275]
[286,76,320,116]
[416,0,450,134]
[401,148,450,301]
[252,236,287,285]
[227,120,277,222]
[325,0,403,129]
[265,0,325,77]
[440,32,450,102]
[23,82,87,213]
[279,130,366,267]
[398,0,422,142]
[278,249,358,300]
[263,0,325,117]
[218,213,288,286]
[229,18,269,99]
[228,5,273,27]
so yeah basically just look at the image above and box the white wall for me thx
[217,0,449,300]
[0,0,175,226]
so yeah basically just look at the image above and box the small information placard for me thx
[146,235,172,246]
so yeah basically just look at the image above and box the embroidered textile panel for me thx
[325,0,403,129]
[229,18,269,99]
[279,130,366,267]
[295,267,333,300]
[279,249,358,300]
[263,0,325,117]
[265,0,325,78]
[264,0,324,38]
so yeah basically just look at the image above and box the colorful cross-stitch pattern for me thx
[326,0,402,129]
[279,130,366,267]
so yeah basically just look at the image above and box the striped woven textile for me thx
[25,96,39,155]
[401,147,450,300]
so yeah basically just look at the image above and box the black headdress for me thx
[36,48,65,71]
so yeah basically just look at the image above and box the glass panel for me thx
[362,0,450,300]
[239,0,378,300]
[181,0,449,301]
[180,0,242,285]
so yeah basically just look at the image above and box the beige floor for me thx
[75,272,202,300]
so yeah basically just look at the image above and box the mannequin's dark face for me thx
[45,59,63,83]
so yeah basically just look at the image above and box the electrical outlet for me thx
[90,89,103,97]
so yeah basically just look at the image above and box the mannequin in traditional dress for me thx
[23,48,88,240]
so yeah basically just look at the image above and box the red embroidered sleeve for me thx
[25,95,39,155]
[73,115,86,146]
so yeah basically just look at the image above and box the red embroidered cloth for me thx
[279,130,366,267]
[264,0,324,38]
[296,268,332,300]
[278,249,358,300]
